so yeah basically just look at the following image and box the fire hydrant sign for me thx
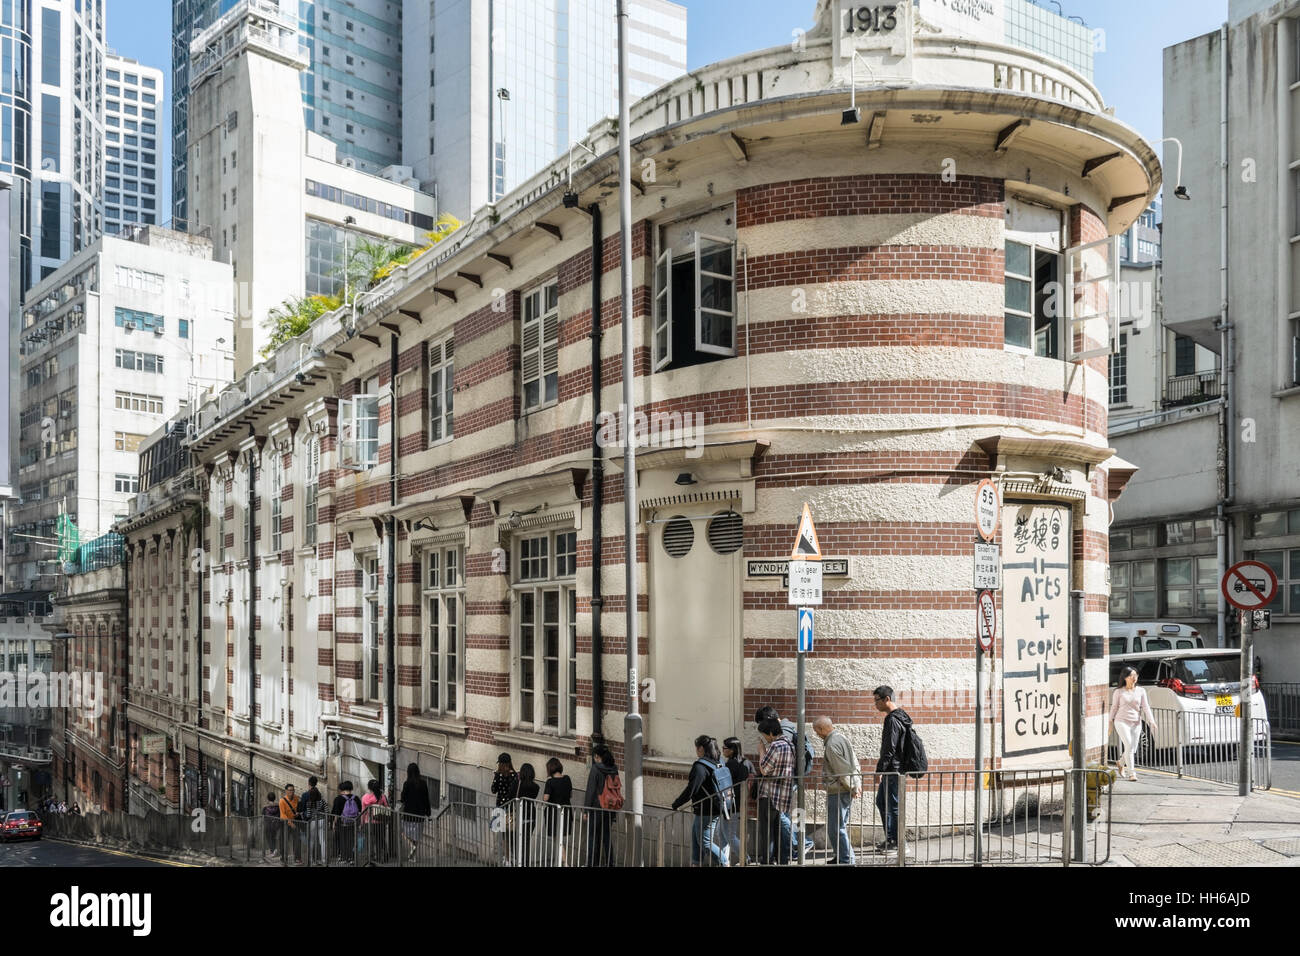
[1001,503,1070,761]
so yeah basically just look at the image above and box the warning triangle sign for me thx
[790,503,822,560]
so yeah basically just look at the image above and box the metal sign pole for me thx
[796,632,806,866]
[973,645,983,866]
[1070,589,1086,863]
[1238,610,1254,796]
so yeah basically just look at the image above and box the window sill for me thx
[291,728,317,743]
[1272,385,1300,400]
[428,435,453,449]
[522,400,558,417]
[407,714,468,736]
[494,728,582,756]
[296,545,318,558]
[350,704,382,722]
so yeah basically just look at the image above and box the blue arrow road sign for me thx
[798,607,814,653]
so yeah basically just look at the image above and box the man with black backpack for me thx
[873,685,926,852]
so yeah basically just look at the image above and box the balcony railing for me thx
[1162,371,1221,409]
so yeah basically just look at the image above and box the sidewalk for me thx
[1105,770,1300,866]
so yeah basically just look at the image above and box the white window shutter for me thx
[694,231,736,357]
[654,246,672,370]
[1064,234,1121,362]
[338,397,357,469]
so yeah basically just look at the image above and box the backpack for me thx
[598,771,624,811]
[898,714,929,777]
[697,759,736,820]
[341,794,362,820]
[783,724,814,776]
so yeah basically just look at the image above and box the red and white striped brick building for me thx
[120,2,1158,810]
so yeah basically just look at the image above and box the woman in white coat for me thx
[1109,665,1158,781]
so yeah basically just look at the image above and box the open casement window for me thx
[429,338,454,441]
[1065,234,1122,362]
[654,207,738,372]
[338,376,380,469]
[521,283,559,411]
[1003,199,1062,357]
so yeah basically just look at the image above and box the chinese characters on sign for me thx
[1001,503,1070,761]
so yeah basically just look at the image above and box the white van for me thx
[1109,649,1268,747]
[1108,621,1205,656]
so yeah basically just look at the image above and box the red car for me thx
[2,810,42,842]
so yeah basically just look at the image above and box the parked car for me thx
[1108,621,1204,656]
[1,810,42,842]
[1108,649,1269,756]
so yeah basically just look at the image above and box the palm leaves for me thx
[259,212,462,358]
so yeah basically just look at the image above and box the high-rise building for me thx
[1109,1,1300,685]
[301,0,403,173]
[172,0,400,227]
[102,54,165,236]
[915,0,1095,81]
[187,0,437,373]
[9,226,234,592]
[0,0,105,293]
[172,0,239,229]
[402,0,687,219]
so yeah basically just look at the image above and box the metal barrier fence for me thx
[1262,683,1300,735]
[37,768,1113,867]
[1109,707,1272,790]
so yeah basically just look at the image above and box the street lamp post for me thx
[615,0,644,863]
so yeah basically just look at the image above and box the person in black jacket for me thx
[671,735,727,867]
[583,744,619,867]
[720,737,753,865]
[399,763,432,863]
[873,686,910,850]
[299,775,327,865]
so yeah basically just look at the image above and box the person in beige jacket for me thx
[814,716,861,864]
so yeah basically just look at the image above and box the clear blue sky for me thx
[109,0,1231,219]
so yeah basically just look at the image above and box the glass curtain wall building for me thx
[173,0,399,227]
[1004,0,1095,81]
[405,0,686,219]
[2,0,104,293]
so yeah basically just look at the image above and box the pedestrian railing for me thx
[1261,683,1300,735]
[37,767,1114,867]
[1111,706,1272,790]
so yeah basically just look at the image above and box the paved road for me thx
[0,837,178,867]
[1271,739,1300,794]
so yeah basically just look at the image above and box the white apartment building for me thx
[1110,0,1300,684]
[8,226,234,592]
[102,54,164,236]
[401,0,687,219]
[187,0,438,374]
